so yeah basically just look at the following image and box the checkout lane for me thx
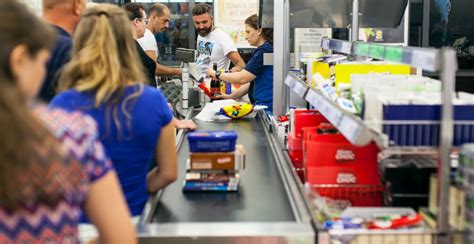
[150,110,295,223]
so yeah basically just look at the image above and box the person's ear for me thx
[73,0,85,16]
[9,45,28,81]
[257,28,263,35]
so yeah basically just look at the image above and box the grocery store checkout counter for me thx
[136,104,315,243]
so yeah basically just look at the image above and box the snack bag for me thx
[219,103,254,119]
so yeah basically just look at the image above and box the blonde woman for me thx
[0,1,135,243]
[50,3,178,219]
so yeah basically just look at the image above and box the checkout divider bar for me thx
[260,111,314,224]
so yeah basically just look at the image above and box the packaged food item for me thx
[187,130,238,153]
[188,145,246,170]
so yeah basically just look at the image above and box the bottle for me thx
[210,63,221,100]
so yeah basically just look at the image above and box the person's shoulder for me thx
[53,89,82,100]
[214,28,231,38]
[34,105,98,139]
[141,85,166,97]
[259,42,273,52]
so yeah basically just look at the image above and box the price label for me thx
[321,38,330,49]
[341,41,352,54]
[320,101,342,125]
[305,89,319,108]
[385,47,403,63]
[293,82,307,98]
[356,43,370,56]
[285,75,297,88]
[338,116,360,143]
[410,49,439,72]
[369,44,385,60]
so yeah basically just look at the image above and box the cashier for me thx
[206,14,274,112]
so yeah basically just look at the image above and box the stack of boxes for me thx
[458,144,474,242]
[183,130,245,192]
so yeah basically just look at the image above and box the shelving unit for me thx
[285,72,384,148]
[284,36,458,243]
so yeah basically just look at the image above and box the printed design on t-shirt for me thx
[196,40,215,74]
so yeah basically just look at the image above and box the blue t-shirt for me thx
[50,84,173,217]
[39,25,72,102]
[244,42,273,112]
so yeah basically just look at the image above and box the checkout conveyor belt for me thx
[138,109,315,243]
[152,110,294,223]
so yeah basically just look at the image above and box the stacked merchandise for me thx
[303,124,382,207]
[350,73,474,146]
[287,109,329,181]
[183,130,245,192]
[457,144,474,243]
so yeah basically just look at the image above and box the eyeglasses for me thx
[136,18,149,25]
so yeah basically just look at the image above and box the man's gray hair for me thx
[148,3,168,17]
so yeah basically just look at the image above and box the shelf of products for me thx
[286,72,385,148]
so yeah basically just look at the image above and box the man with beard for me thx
[192,3,245,75]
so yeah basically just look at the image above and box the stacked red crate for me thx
[303,125,383,206]
[287,110,329,182]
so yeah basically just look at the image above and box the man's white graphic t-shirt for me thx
[196,28,237,74]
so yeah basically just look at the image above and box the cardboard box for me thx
[428,175,466,230]
[188,145,245,170]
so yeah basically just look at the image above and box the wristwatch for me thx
[215,71,222,79]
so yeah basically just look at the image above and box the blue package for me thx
[382,104,474,146]
[187,130,238,153]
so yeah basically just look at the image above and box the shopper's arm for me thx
[206,68,255,85]
[84,172,136,244]
[144,49,181,77]
[156,63,182,77]
[227,51,245,71]
[145,50,157,63]
[147,122,178,192]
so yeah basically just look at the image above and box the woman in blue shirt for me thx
[206,14,273,112]
[50,4,177,217]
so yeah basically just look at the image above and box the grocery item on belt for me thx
[188,145,246,170]
[219,103,254,119]
[187,130,238,153]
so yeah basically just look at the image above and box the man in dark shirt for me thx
[39,0,86,102]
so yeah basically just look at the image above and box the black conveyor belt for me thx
[151,112,295,223]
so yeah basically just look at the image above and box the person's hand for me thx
[214,93,233,100]
[173,119,197,130]
[205,68,217,79]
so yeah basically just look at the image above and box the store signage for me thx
[215,0,259,48]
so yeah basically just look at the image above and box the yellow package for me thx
[335,63,411,90]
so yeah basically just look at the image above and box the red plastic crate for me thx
[303,130,379,169]
[288,149,303,164]
[287,133,303,151]
[311,184,383,207]
[290,109,329,139]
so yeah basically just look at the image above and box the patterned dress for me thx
[0,106,113,243]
